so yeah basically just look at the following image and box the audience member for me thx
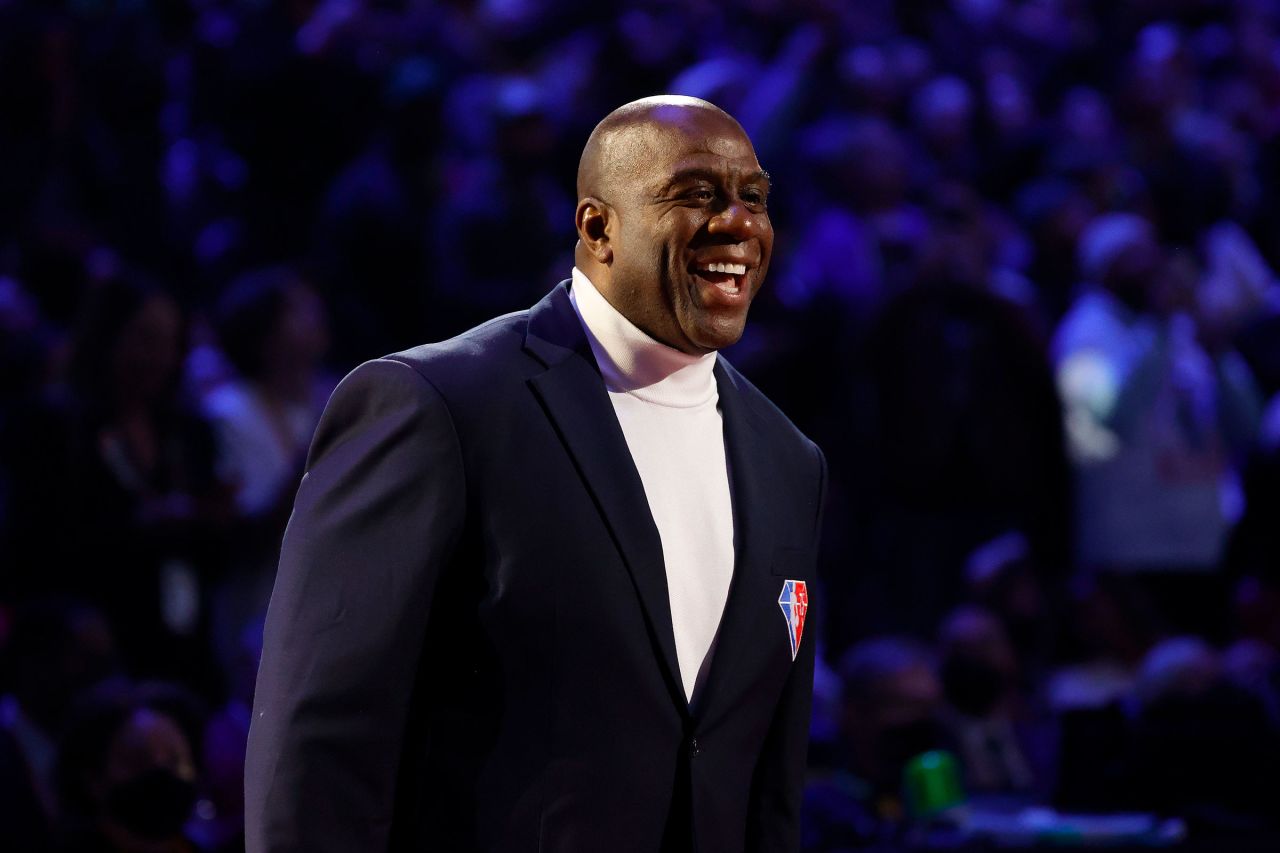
[962,531,1056,686]
[937,605,1053,799]
[1123,637,1280,831]
[203,266,332,675]
[803,637,945,851]
[53,682,211,853]
[1054,211,1263,638]
[0,599,120,852]
[8,271,230,695]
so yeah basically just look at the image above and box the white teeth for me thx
[698,262,748,275]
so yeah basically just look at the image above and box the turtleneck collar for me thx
[569,267,718,409]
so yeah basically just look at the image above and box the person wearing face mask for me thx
[840,639,948,797]
[53,683,205,853]
[936,606,1054,799]
[801,638,947,851]
[246,96,826,853]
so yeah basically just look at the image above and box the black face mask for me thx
[941,657,1009,717]
[877,717,945,778]
[104,768,196,841]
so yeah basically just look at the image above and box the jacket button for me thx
[689,737,701,755]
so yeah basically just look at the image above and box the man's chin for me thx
[684,317,748,353]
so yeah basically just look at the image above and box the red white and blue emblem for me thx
[777,580,809,661]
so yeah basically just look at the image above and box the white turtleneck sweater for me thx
[569,267,735,703]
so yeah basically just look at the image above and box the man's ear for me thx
[575,198,613,265]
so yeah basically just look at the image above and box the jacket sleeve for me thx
[747,442,826,853]
[244,357,466,853]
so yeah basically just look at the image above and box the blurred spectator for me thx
[0,599,120,852]
[912,75,978,186]
[842,215,1069,643]
[962,531,1056,683]
[1045,574,1155,715]
[1222,638,1280,728]
[1054,211,1263,636]
[803,637,945,851]
[1014,177,1096,318]
[53,682,210,853]
[1122,637,1280,832]
[937,605,1053,798]
[779,115,926,313]
[1133,635,1219,708]
[7,270,229,695]
[207,266,330,521]
[312,57,445,358]
[431,73,576,329]
[204,266,332,674]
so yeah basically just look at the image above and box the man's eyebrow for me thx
[662,167,773,190]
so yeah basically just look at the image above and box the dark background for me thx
[2,1,1280,851]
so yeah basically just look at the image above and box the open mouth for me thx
[691,261,749,297]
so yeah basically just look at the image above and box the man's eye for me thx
[742,190,767,206]
[690,188,715,202]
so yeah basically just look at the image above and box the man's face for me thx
[604,109,773,354]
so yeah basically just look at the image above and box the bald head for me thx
[576,96,745,201]
[572,96,772,355]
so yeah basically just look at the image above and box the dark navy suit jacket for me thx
[244,281,826,852]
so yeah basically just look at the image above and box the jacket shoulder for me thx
[362,309,536,403]
[387,309,531,375]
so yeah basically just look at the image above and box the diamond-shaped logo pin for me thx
[778,579,809,661]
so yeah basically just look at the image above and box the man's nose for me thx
[708,201,765,240]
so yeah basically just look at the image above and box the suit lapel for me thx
[695,358,780,726]
[524,283,688,713]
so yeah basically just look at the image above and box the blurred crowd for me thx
[2,0,1280,851]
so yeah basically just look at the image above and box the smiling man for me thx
[246,96,826,853]
[574,97,773,353]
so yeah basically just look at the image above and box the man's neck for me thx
[568,267,717,407]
